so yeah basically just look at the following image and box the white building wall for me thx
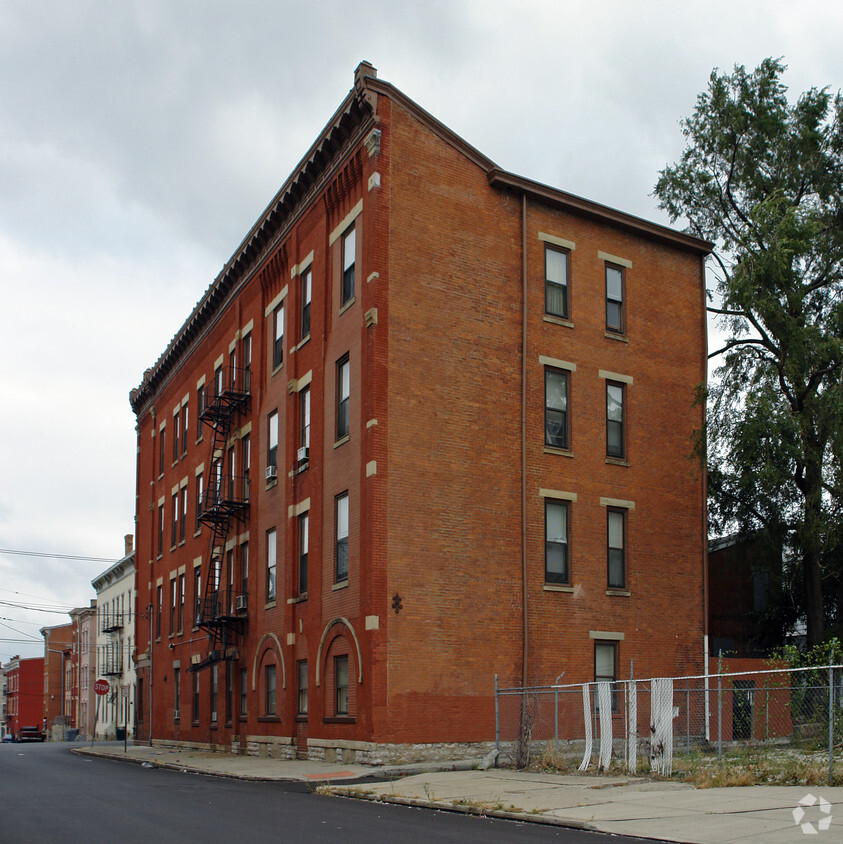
[92,556,136,740]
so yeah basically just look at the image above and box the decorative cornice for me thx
[130,74,377,415]
[487,168,712,254]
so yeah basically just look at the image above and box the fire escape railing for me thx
[195,365,251,664]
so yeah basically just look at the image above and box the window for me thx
[241,435,250,500]
[605,263,624,333]
[226,547,234,611]
[177,573,185,633]
[336,492,349,583]
[156,584,162,639]
[239,668,248,717]
[195,474,204,530]
[173,668,180,718]
[158,426,166,476]
[172,411,180,462]
[214,365,223,399]
[179,486,187,542]
[545,245,569,319]
[300,386,310,453]
[544,368,569,449]
[171,492,178,548]
[297,660,308,715]
[298,513,309,595]
[335,655,349,715]
[196,385,205,438]
[264,665,276,716]
[336,356,350,440]
[210,664,218,722]
[607,509,626,589]
[266,528,276,602]
[169,578,176,635]
[181,404,189,456]
[240,542,249,598]
[157,503,164,557]
[194,567,201,626]
[268,411,278,471]
[545,500,569,584]
[192,671,200,722]
[229,347,237,390]
[606,381,625,459]
[341,226,356,305]
[301,267,312,339]
[594,641,618,711]
[242,333,252,387]
[273,303,285,369]
[227,444,236,500]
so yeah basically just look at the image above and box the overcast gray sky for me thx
[1,0,841,661]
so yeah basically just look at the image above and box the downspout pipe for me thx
[521,192,529,688]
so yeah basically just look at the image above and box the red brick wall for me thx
[133,80,706,752]
[7,658,44,736]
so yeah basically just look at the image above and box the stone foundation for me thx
[153,736,506,767]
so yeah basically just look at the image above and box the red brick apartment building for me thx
[5,656,44,739]
[41,622,74,736]
[130,63,710,762]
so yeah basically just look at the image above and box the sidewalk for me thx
[72,743,843,843]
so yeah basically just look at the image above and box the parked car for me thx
[2,733,14,742]
[16,726,45,742]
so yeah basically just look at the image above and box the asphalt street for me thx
[0,742,656,843]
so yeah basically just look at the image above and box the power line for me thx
[0,600,75,615]
[0,620,41,641]
[0,547,116,563]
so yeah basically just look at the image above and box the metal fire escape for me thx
[195,364,251,669]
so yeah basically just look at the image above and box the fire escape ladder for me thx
[194,365,251,668]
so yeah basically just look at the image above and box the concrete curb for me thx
[321,787,597,833]
[69,748,292,782]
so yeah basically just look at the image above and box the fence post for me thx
[717,652,723,770]
[829,652,834,786]
[553,671,565,755]
[686,679,690,754]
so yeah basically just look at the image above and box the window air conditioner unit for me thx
[265,465,277,480]
[297,446,309,463]
[235,595,247,611]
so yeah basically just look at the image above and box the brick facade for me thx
[5,656,44,738]
[130,63,710,761]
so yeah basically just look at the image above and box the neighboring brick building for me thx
[41,622,74,737]
[70,602,98,740]
[129,63,710,762]
[0,661,7,740]
[5,656,44,739]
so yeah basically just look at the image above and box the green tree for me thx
[655,58,843,648]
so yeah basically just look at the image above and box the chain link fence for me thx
[495,664,843,781]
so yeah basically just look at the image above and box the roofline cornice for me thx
[130,84,376,414]
[130,64,712,414]
[487,169,712,254]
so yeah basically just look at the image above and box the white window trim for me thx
[264,285,289,318]
[328,200,363,246]
[539,355,577,372]
[539,232,576,251]
[539,489,578,502]
[598,250,632,269]
[290,250,314,279]
[600,497,635,510]
[599,369,633,385]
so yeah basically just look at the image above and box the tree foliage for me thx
[655,59,843,647]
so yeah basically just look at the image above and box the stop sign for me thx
[94,679,110,696]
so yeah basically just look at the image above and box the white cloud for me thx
[1,0,841,660]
